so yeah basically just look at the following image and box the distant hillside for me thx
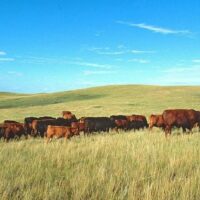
[1,85,200,122]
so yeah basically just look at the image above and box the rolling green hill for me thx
[1,85,200,199]
[1,85,200,122]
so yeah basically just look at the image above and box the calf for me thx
[46,125,76,143]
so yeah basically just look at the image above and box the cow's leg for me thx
[188,126,193,134]
[182,127,186,134]
[148,126,153,132]
[65,133,71,142]
[115,127,119,133]
[24,134,28,140]
[46,135,52,143]
[165,126,171,138]
[4,135,9,143]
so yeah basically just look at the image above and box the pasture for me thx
[1,85,200,199]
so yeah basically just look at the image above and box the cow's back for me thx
[162,109,197,128]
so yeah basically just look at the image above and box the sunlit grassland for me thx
[0,131,200,200]
[1,85,200,122]
[1,85,200,199]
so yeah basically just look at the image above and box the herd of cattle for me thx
[0,109,200,142]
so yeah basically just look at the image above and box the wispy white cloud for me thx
[116,20,191,35]
[128,58,150,64]
[88,47,125,55]
[130,50,155,54]
[70,61,113,69]
[88,47,110,51]
[192,59,200,63]
[0,57,15,62]
[7,71,23,76]
[0,51,6,56]
[83,70,116,76]
[97,51,125,55]
[88,46,155,55]
[163,65,200,73]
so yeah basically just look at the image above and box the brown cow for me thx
[126,115,148,130]
[46,125,78,143]
[0,124,7,139]
[71,121,85,134]
[195,111,200,130]
[62,111,73,119]
[126,115,146,122]
[162,109,200,137]
[149,114,165,130]
[114,119,129,132]
[2,123,26,142]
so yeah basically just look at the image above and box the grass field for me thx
[1,85,200,200]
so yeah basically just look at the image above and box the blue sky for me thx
[0,0,200,93]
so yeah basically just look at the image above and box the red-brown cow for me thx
[114,119,129,132]
[2,123,26,142]
[149,114,165,130]
[46,125,78,143]
[71,122,85,134]
[162,109,200,137]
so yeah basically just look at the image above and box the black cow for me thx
[83,117,114,134]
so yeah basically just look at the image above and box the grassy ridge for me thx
[1,85,200,122]
[1,85,200,200]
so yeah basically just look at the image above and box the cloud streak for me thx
[192,59,200,63]
[0,51,6,56]
[117,21,191,35]
[83,70,116,76]
[128,59,150,64]
[88,46,155,56]
[70,61,113,69]
[0,58,15,62]
[130,50,155,54]
[7,71,23,77]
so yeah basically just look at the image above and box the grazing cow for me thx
[114,119,129,132]
[32,119,57,137]
[83,117,113,134]
[2,123,26,142]
[162,109,200,136]
[195,111,200,130]
[71,121,85,134]
[149,114,165,130]
[110,115,127,121]
[24,117,38,135]
[32,117,77,137]
[24,116,56,136]
[0,124,6,139]
[126,115,148,131]
[62,111,77,120]
[110,115,129,131]
[46,125,77,143]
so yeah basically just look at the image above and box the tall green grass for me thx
[0,131,200,200]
